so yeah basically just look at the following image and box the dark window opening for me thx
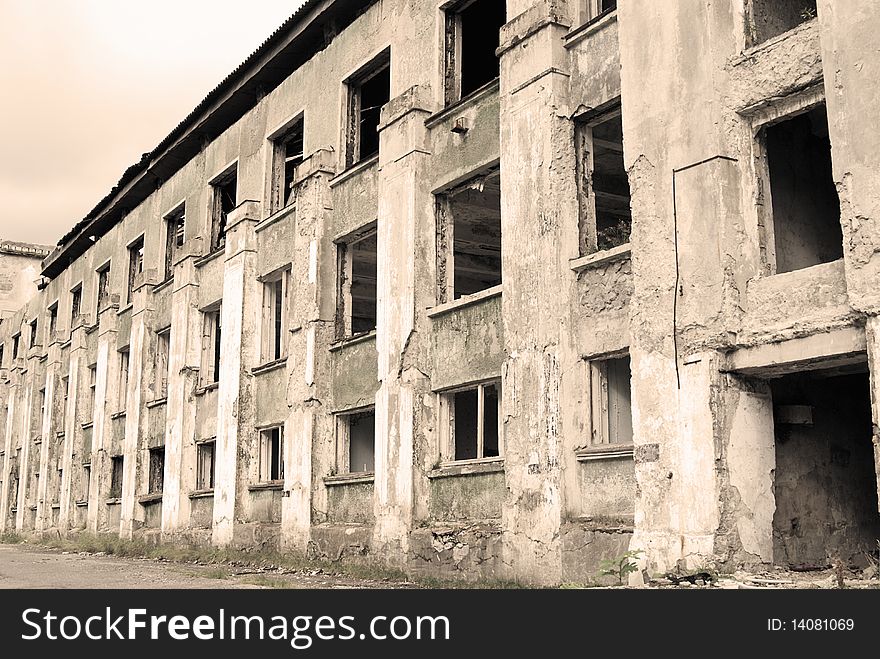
[127,237,144,304]
[12,334,19,359]
[109,456,124,499]
[196,442,215,491]
[164,205,185,281]
[445,0,506,105]
[764,105,841,274]
[148,447,165,494]
[771,369,880,568]
[70,285,82,325]
[28,318,37,348]
[47,303,58,337]
[437,168,502,302]
[96,263,111,313]
[260,427,284,482]
[211,169,237,251]
[348,410,375,474]
[450,382,500,461]
[272,118,305,212]
[346,55,390,168]
[747,0,817,46]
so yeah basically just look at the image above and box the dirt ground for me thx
[0,543,416,589]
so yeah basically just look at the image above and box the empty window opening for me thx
[444,0,506,105]
[28,317,37,348]
[436,168,502,302]
[271,118,305,212]
[747,0,817,47]
[109,456,124,499]
[80,464,91,502]
[442,381,500,462]
[589,355,633,445]
[763,105,841,274]
[337,227,377,338]
[127,236,144,305]
[196,441,215,491]
[201,306,222,386]
[345,53,390,168]
[155,329,170,399]
[148,447,165,494]
[164,205,185,281]
[770,369,880,569]
[261,270,289,362]
[338,409,375,474]
[259,427,284,482]
[96,262,111,314]
[575,107,631,254]
[211,167,238,252]
[70,284,82,325]
[12,334,20,359]
[47,302,58,338]
[578,0,618,24]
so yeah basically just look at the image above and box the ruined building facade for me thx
[1,0,879,584]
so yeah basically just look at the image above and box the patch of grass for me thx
[240,575,298,589]
[0,532,25,545]
[200,567,232,580]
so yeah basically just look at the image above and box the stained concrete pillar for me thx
[280,150,335,552]
[34,355,58,533]
[14,365,36,532]
[371,86,434,562]
[865,317,880,508]
[58,330,84,533]
[162,243,203,535]
[0,379,18,532]
[497,3,578,584]
[87,305,118,533]
[212,200,261,546]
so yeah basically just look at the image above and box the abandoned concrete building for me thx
[1,0,879,585]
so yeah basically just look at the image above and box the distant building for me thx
[0,240,52,320]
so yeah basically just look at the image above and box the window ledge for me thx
[33,438,42,445]
[56,430,65,438]
[576,443,635,462]
[84,322,100,335]
[110,410,126,420]
[105,498,121,506]
[427,285,503,319]
[153,277,174,294]
[329,154,379,188]
[256,202,297,233]
[138,493,163,505]
[189,489,215,500]
[248,481,283,492]
[428,457,505,479]
[194,248,224,268]
[425,78,500,129]
[146,397,167,409]
[195,382,219,396]
[75,500,88,508]
[252,358,287,376]
[51,503,61,510]
[29,504,38,511]
[564,9,617,49]
[324,472,375,487]
[81,422,94,430]
[570,243,631,272]
[329,330,377,352]
[116,304,133,316]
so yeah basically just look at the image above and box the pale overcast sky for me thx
[0,0,306,246]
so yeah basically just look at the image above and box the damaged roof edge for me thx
[42,0,374,280]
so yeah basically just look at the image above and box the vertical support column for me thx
[162,244,203,536]
[497,6,577,584]
[372,86,433,563]
[281,150,335,552]
[58,333,83,533]
[14,373,34,532]
[0,379,17,533]
[212,200,261,546]
[34,358,57,533]
[865,317,880,508]
[87,308,117,533]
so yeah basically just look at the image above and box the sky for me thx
[0,0,307,246]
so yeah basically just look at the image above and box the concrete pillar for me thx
[212,200,261,546]
[865,317,880,508]
[58,335,84,533]
[87,307,117,533]
[34,359,57,533]
[280,150,335,552]
[371,86,434,562]
[162,243,203,535]
[496,3,578,584]
[14,373,34,531]
[0,380,17,533]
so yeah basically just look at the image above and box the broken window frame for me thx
[80,463,91,502]
[117,347,130,412]
[335,407,376,475]
[210,165,238,253]
[163,204,186,282]
[109,455,124,499]
[96,261,111,315]
[28,318,38,349]
[574,103,632,255]
[269,116,305,214]
[257,426,284,484]
[148,446,165,495]
[47,301,58,339]
[200,305,222,387]
[435,165,503,304]
[70,283,82,326]
[343,49,391,170]
[438,379,502,464]
[126,236,144,306]
[260,268,290,364]
[577,0,617,25]
[155,327,171,400]
[750,92,840,276]
[195,440,216,491]
[335,223,378,339]
[442,0,506,107]
[587,353,633,446]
